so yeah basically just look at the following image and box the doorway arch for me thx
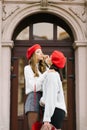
[10,11,76,130]
[12,12,74,41]
[2,5,85,41]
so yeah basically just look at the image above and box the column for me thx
[0,1,2,86]
[1,41,13,130]
[0,1,3,130]
[74,41,87,130]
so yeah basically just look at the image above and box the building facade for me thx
[0,0,87,130]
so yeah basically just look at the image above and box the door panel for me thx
[11,41,76,130]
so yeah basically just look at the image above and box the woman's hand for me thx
[40,101,45,107]
[43,122,52,130]
[39,97,45,107]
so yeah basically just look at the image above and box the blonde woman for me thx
[24,44,47,130]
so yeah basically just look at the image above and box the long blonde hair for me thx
[28,53,46,77]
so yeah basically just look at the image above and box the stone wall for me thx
[0,0,87,130]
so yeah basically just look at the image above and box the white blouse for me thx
[24,65,47,94]
[40,71,67,122]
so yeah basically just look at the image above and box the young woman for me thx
[40,50,67,130]
[24,44,48,130]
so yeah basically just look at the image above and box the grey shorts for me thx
[25,92,42,114]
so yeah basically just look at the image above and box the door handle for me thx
[68,74,75,79]
[11,74,17,78]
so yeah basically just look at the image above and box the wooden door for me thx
[10,40,76,130]
[11,12,75,130]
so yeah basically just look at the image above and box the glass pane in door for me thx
[33,23,53,40]
[16,27,29,40]
[18,57,25,116]
[57,26,70,40]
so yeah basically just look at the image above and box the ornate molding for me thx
[41,0,48,9]
[2,41,14,48]
[2,4,20,21]
[73,41,87,49]
[2,0,86,20]
[69,6,86,23]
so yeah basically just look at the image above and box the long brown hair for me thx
[28,53,47,77]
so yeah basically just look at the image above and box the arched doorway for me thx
[11,13,76,130]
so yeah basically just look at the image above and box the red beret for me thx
[51,50,66,68]
[26,44,41,59]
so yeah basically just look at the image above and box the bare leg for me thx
[27,112,40,130]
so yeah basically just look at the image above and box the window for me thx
[16,23,70,40]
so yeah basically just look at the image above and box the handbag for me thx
[32,121,43,130]
[32,121,55,130]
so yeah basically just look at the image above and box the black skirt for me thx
[51,108,65,129]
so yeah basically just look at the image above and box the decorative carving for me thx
[41,0,48,9]
[69,6,86,23]
[2,5,20,21]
